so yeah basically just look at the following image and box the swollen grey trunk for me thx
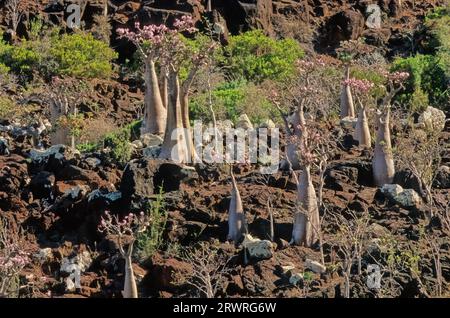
[121,242,138,298]
[181,90,198,163]
[292,165,320,247]
[160,66,168,109]
[227,170,246,243]
[340,65,355,118]
[159,68,188,163]
[49,97,70,146]
[286,103,306,170]
[354,105,371,148]
[142,59,166,135]
[372,108,395,186]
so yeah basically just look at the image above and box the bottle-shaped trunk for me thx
[49,98,70,146]
[372,109,395,186]
[181,89,198,163]
[159,68,188,163]
[292,103,306,137]
[285,104,305,170]
[340,65,355,118]
[286,143,301,171]
[142,59,166,135]
[160,66,168,109]
[292,165,320,247]
[227,170,246,243]
[122,251,138,298]
[354,106,371,148]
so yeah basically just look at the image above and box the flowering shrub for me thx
[99,211,150,240]
[98,211,152,298]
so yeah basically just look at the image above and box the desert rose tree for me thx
[372,71,409,186]
[340,60,355,119]
[119,16,215,163]
[98,211,150,298]
[117,23,168,135]
[227,168,247,243]
[337,40,373,119]
[271,57,327,171]
[290,123,324,247]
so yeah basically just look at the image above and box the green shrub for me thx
[104,128,132,164]
[0,40,41,75]
[0,29,117,80]
[224,30,304,83]
[0,63,9,76]
[425,7,450,76]
[76,142,99,153]
[136,188,167,262]
[0,96,39,122]
[103,120,141,164]
[51,32,117,78]
[191,79,274,125]
[0,96,16,120]
[392,54,449,111]
[351,66,387,99]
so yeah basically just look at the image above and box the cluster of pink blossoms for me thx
[0,250,30,273]
[298,85,319,95]
[382,71,410,83]
[117,23,170,45]
[289,125,325,165]
[173,15,197,33]
[343,78,374,93]
[117,15,197,46]
[296,57,326,72]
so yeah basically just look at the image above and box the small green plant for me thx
[76,142,99,153]
[103,120,141,164]
[136,187,167,262]
[103,128,132,164]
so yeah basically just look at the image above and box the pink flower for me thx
[343,78,374,93]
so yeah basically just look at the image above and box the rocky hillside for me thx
[1,114,449,297]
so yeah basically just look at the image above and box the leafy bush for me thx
[190,79,273,124]
[136,188,167,262]
[103,120,141,164]
[351,65,387,100]
[426,7,450,77]
[0,63,10,76]
[224,30,304,83]
[51,32,117,78]
[0,96,16,120]
[392,54,449,111]
[104,128,132,164]
[0,40,41,75]
[0,29,117,80]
